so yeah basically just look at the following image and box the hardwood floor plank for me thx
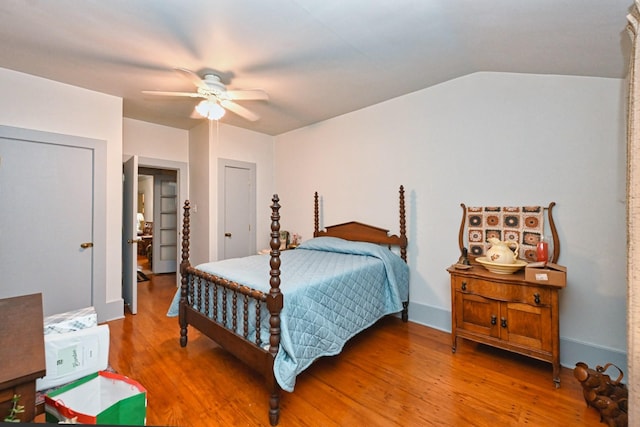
[76,273,604,426]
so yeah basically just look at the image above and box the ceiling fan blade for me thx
[142,90,204,98]
[226,89,269,101]
[220,100,260,121]
[175,67,209,91]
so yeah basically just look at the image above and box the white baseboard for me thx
[96,298,124,323]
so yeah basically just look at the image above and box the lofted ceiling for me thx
[0,0,633,136]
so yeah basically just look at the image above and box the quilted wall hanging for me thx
[466,206,544,261]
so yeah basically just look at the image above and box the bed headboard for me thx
[313,186,408,262]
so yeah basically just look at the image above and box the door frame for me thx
[122,155,188,292]
[122,155,139,314]
[217,158,256,259]
[0,125,107,317]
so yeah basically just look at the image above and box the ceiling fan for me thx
[142,68,268,121]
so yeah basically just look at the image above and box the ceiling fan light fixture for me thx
[144,68,264,121]
[196,99,225,120]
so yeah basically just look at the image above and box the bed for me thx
[174,186,409,425]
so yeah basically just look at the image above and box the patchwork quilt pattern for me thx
[466,206,544,261]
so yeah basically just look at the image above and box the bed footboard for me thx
[182,267,269,346]
[179,196,284,426]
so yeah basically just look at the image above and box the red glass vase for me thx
[536,239,549,263]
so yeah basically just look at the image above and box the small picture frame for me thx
[279,231,290,250]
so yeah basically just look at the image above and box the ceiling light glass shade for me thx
[195,99,225,120]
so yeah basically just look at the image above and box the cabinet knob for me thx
[461,281,467,291]
[534,293,541,304]
[501,317,507,328]
[491,315,497,325]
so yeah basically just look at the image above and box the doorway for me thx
[137,167,178,275]
[122,156,187,315]
[136,172,154,280]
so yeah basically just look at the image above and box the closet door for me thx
[218,159,256,260]
[0,132,93,316]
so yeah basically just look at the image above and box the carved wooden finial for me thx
[268,194,283,356]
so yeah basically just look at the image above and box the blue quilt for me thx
[168,236,409,392]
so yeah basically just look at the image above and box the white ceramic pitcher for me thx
[486,237,519,264]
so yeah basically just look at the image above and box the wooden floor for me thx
[99,272,602,426]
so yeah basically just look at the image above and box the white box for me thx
[36,324,109,391]
[43,306,97,335]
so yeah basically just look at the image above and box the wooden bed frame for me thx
[178,185,408,425]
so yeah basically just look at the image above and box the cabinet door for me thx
[456,292,500,338]
[501,302,552,351]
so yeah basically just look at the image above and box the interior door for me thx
[222,163,254,259]
[122,155,139,314]
[0,136,93,316]
[153,174,177,274]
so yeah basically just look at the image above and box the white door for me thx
[220,161,255,260]
[122,156,138,314]
[0,135,93,316]
[153,174,177,274]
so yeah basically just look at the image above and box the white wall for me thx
[188,121,275,265]
[187,122,212,266]
[274,72,627,372]
[122,118,190,225]
[123,118,189,162]
[0,67,124,321]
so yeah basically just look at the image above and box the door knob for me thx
[225,232,232,237]
[80,242,94,248]
[127,238,142,244]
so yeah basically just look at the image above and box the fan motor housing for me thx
[203,74,226,94]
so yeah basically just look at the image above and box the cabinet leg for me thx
[451,334,457,353]
[553,363,561,388]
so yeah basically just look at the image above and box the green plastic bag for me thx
[45,371,146,425]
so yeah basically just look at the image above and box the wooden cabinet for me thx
[0,293,46,422]
[448,264,562,387]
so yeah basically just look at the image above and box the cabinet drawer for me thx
[0,382,36,422]
[453,276,550,306]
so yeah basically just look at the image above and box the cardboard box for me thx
[36,324,110,391]
[525,262,567,287]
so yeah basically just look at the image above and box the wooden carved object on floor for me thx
[573,362,628,427]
